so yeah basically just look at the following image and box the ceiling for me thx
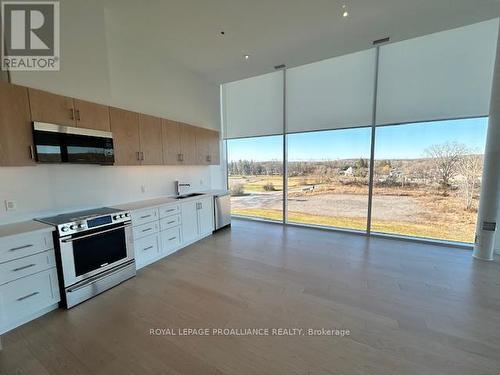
[104,0,500,84]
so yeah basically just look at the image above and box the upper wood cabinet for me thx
[178,123,198,165]
[0,82,218,168]
[0,82,36,166]
[161,121,198,165]
[207,130,220,165]
[73,99,110,131]
[109,107,141,166]
[29,88,76,126]
[195,128,210,165]
[161,119,181,165]
[196,128,220,165]
[139,114,163,165]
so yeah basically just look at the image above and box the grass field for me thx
[229,175,478,243]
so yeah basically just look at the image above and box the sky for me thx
[227,118,488,162]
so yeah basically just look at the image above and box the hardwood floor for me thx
[2,219,500,375]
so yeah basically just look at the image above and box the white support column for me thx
[473,32,500,261]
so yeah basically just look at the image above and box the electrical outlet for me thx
[200,179,204,186]
[4,200,17,211]
[141,185,146,193]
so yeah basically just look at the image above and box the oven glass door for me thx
[60,224,133,287]
[72,226,127,276]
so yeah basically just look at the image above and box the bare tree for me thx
[457,152,483,211]
[425,142,467,193]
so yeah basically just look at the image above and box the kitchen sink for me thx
[174,193,206,200]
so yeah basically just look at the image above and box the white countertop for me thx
[111,190,229,212]
[0,220,55,239]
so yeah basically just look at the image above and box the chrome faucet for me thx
[174,180,191,196]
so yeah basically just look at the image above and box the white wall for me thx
[0,0,224,225]
[0,165,214,224]
[9,0,112,104]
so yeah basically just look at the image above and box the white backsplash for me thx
[0,164,224,225]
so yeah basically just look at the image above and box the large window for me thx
[227,135,283,222]
[287,127,372,231]
[222,20,497,245]
[371,118,488,243]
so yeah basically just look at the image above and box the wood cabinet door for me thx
[161,119,181,165]
[195,127,210,165]
[109,107,140,165]
[74,99,110,131]
[28,88,76,126]
[139,114,163,165]
[0,82,36,166]
[207,130,220,165]
[179,123,198,165]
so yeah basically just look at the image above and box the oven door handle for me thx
[61,225,130,243]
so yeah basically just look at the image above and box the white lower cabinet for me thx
[160,227,182,256]
[134,233,160,269]
[0,267,59,334]
[197,197,214,237]
[181,201,199,244]
[0,229,60,335]
[132,195,215,270]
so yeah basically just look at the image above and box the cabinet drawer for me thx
[160,227,181,255]
[0,268,60,333]
[159,204,180,218]
[0,250,56,285]
[0,232,53,264]
[133,221,159,240]
[159,215,181,231]
[134,234,159,266]
[131,207,159,226]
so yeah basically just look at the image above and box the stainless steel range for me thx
[37,207,135,308]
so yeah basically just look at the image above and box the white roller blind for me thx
[376,19,499,126]
[286,49,376,133]
[222,71,283,139]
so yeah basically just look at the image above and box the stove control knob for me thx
[113,215,120,220]
[125,213,130,217]
[61,226,69,232]
[78,224,85,229]
[70,225,77,230]
[120,214,125,218]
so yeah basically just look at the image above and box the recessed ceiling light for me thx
[244,54,250,61]
[219,31,225,36]
[342,4,349,18]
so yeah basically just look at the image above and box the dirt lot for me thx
[232,192,429,222]
[229,176,478,243]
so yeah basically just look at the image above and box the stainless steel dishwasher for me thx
[214,192,231,230]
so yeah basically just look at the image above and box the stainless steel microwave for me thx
[32,122,114,165]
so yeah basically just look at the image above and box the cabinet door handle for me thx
[167,220,175,224]
[206,155,211,162]
[29,145,34,159]
[76,109,81,121]
[141,152,145,161]
[17,291,39,301]
[9,244,33,252]
[70,109,74,120]
[166,208,175,212]
[143,246,154,251]
[12,264,36,272]
[140,214,151,219]
[168,237,177,241]
[142,228,153,233]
